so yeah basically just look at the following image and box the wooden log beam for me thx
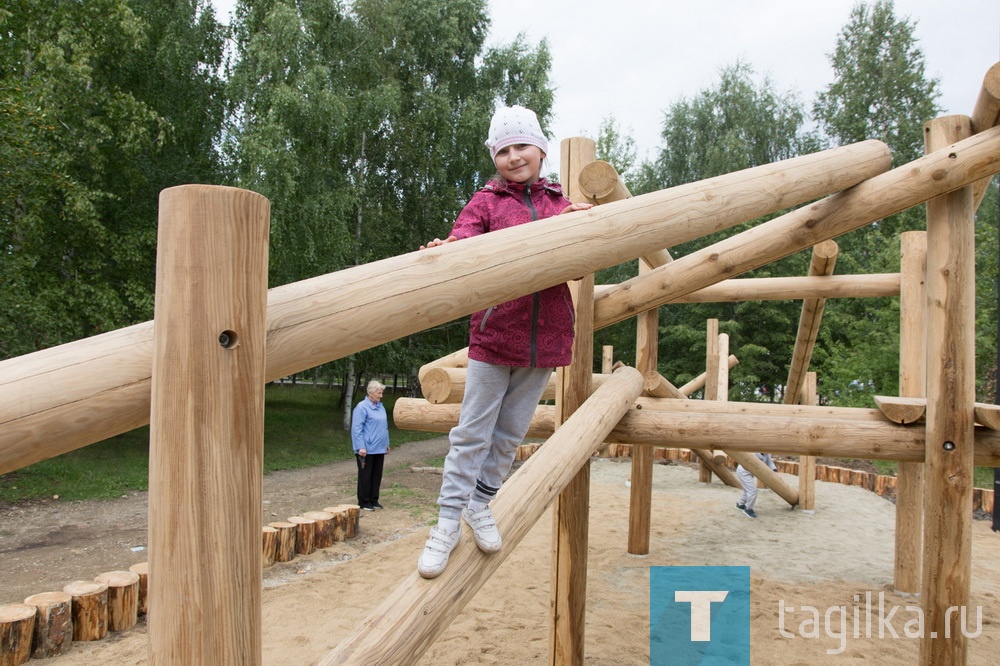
[798,372,818,511]
[392,397,1000,466]
[970,61,1000,207]
[628,257,659,554]
[677,355,740,397]
[894,230,926,595]
[420,368,614,405]
[691,449,740,488]
[875,395,1000,430]
[320,367,645,665]
[0,141,891,475]
[594,129,1000,329]
[729,449,799,506]
[920,116,976,666]
[784,240,838,404]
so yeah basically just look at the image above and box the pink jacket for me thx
[450,178,576,368]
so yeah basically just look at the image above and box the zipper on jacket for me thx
[479,305,495,331]
[524,186,540,366]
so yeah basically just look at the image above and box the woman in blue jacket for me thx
[351,380,390,511]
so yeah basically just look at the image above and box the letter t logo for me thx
[674,590,729,641]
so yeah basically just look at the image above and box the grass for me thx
[867,459,994,489]
[0,385,440,504]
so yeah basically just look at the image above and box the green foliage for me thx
[0,385,440,503]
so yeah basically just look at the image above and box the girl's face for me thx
[494,143,545,184]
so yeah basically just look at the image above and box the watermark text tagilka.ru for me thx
[778,591,983,655]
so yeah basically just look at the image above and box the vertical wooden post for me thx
[921,117,975,666]
[551,137,595,665]
[700,319,720,482]
[798,372,817,511]
[895,231,927,595]
[628,258,658,555]
[148,185,270,666]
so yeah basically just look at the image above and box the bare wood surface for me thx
[269,522,297,563]
[785,241,838,404]
[730,450,799,506]
[677,355,739,396]
[594,130,1000,329]
[0,603,35,666]
[94,571,139,632]
[262,526,278,568]
[920,116,976,666]
[875,395,927,424]
[62,580,108,642]
[0,141,892,475]
[550,147,596,665]
[146,185,269,666]
[970,61,1000,206]
[320,367,644,666]
[128,562,149,616]
[700,321,721,483]
[692,449,740,488]
[23,591,72,659]
[393,397,1000,466]
[303,511,335,549]
[797,372,817,511]
[288,516,317,555]
[628,257,658,554]
[613,273,900,303]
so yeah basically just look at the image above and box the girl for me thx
[417,105,592,578]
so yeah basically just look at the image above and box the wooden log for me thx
[921,116,976,666]
[785,240,838,405]
[0,140,892,476]
[700,320,721,484]
[577,159,630,204]
[797,372,818,511]
[288,516,316,555]
[629,256,658,554]
[303,511,335,549]
[0,603,35,666]
[622,273,901,304]
[421,368,613,405]
[261,526,278,568]
[23,592,72,659]
[633,396,888,421]
[895,230,926,595]
[146,186,269,666]
[970,61,1000,206]
[94,571,139,632]
[62,581,108,642]
[974,403,1000,430]
[127,562,149,616]
[677,355,739,397]
[550,159,596,663]
[393,397,1000,466]
[416,347,468,383]
[593,130,1000,330]
[874,395,927,424]
[984,489,995,514]
[269,521,297,563]
[324,506,359,539]
[323,507,349,542]
[320,367,645,665]
[730,451,798,506]
[692,449,740,488]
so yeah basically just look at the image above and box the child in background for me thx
[736,452,778,519]
[416,105,592,578]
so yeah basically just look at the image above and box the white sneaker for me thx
[417,525,461,579]
[462,506,502,553]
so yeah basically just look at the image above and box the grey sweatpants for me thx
[436,359,552,522]
[736,466,758,509]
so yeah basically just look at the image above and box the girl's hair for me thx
[366,380,386,394]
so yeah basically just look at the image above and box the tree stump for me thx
[128,562,149,616]
[302,511,335,549]
[262,526,278,568]
[324,505,359,539]
[94,571,139,632]
[268,521,297,562]
[62,580,108,641]
[288,516,316,555]
[23,592,72,659]
[324,507,347,543]
[0,603,35,666]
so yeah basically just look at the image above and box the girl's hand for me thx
[560,202,593,215]
[419,235,457,250]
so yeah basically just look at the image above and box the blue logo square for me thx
[650,566,750,665]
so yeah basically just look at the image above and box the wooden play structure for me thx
[1,63,1000,665]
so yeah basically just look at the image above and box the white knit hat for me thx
[485,105,549,160]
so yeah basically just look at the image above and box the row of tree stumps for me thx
[0,504,360,665]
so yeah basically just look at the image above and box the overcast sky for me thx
[211,0,1000,169]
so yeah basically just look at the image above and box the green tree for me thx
[811,0,943,405]
[0,0,227,359]
[637,62,814,400]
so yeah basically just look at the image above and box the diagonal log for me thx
[318,366,644,665]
